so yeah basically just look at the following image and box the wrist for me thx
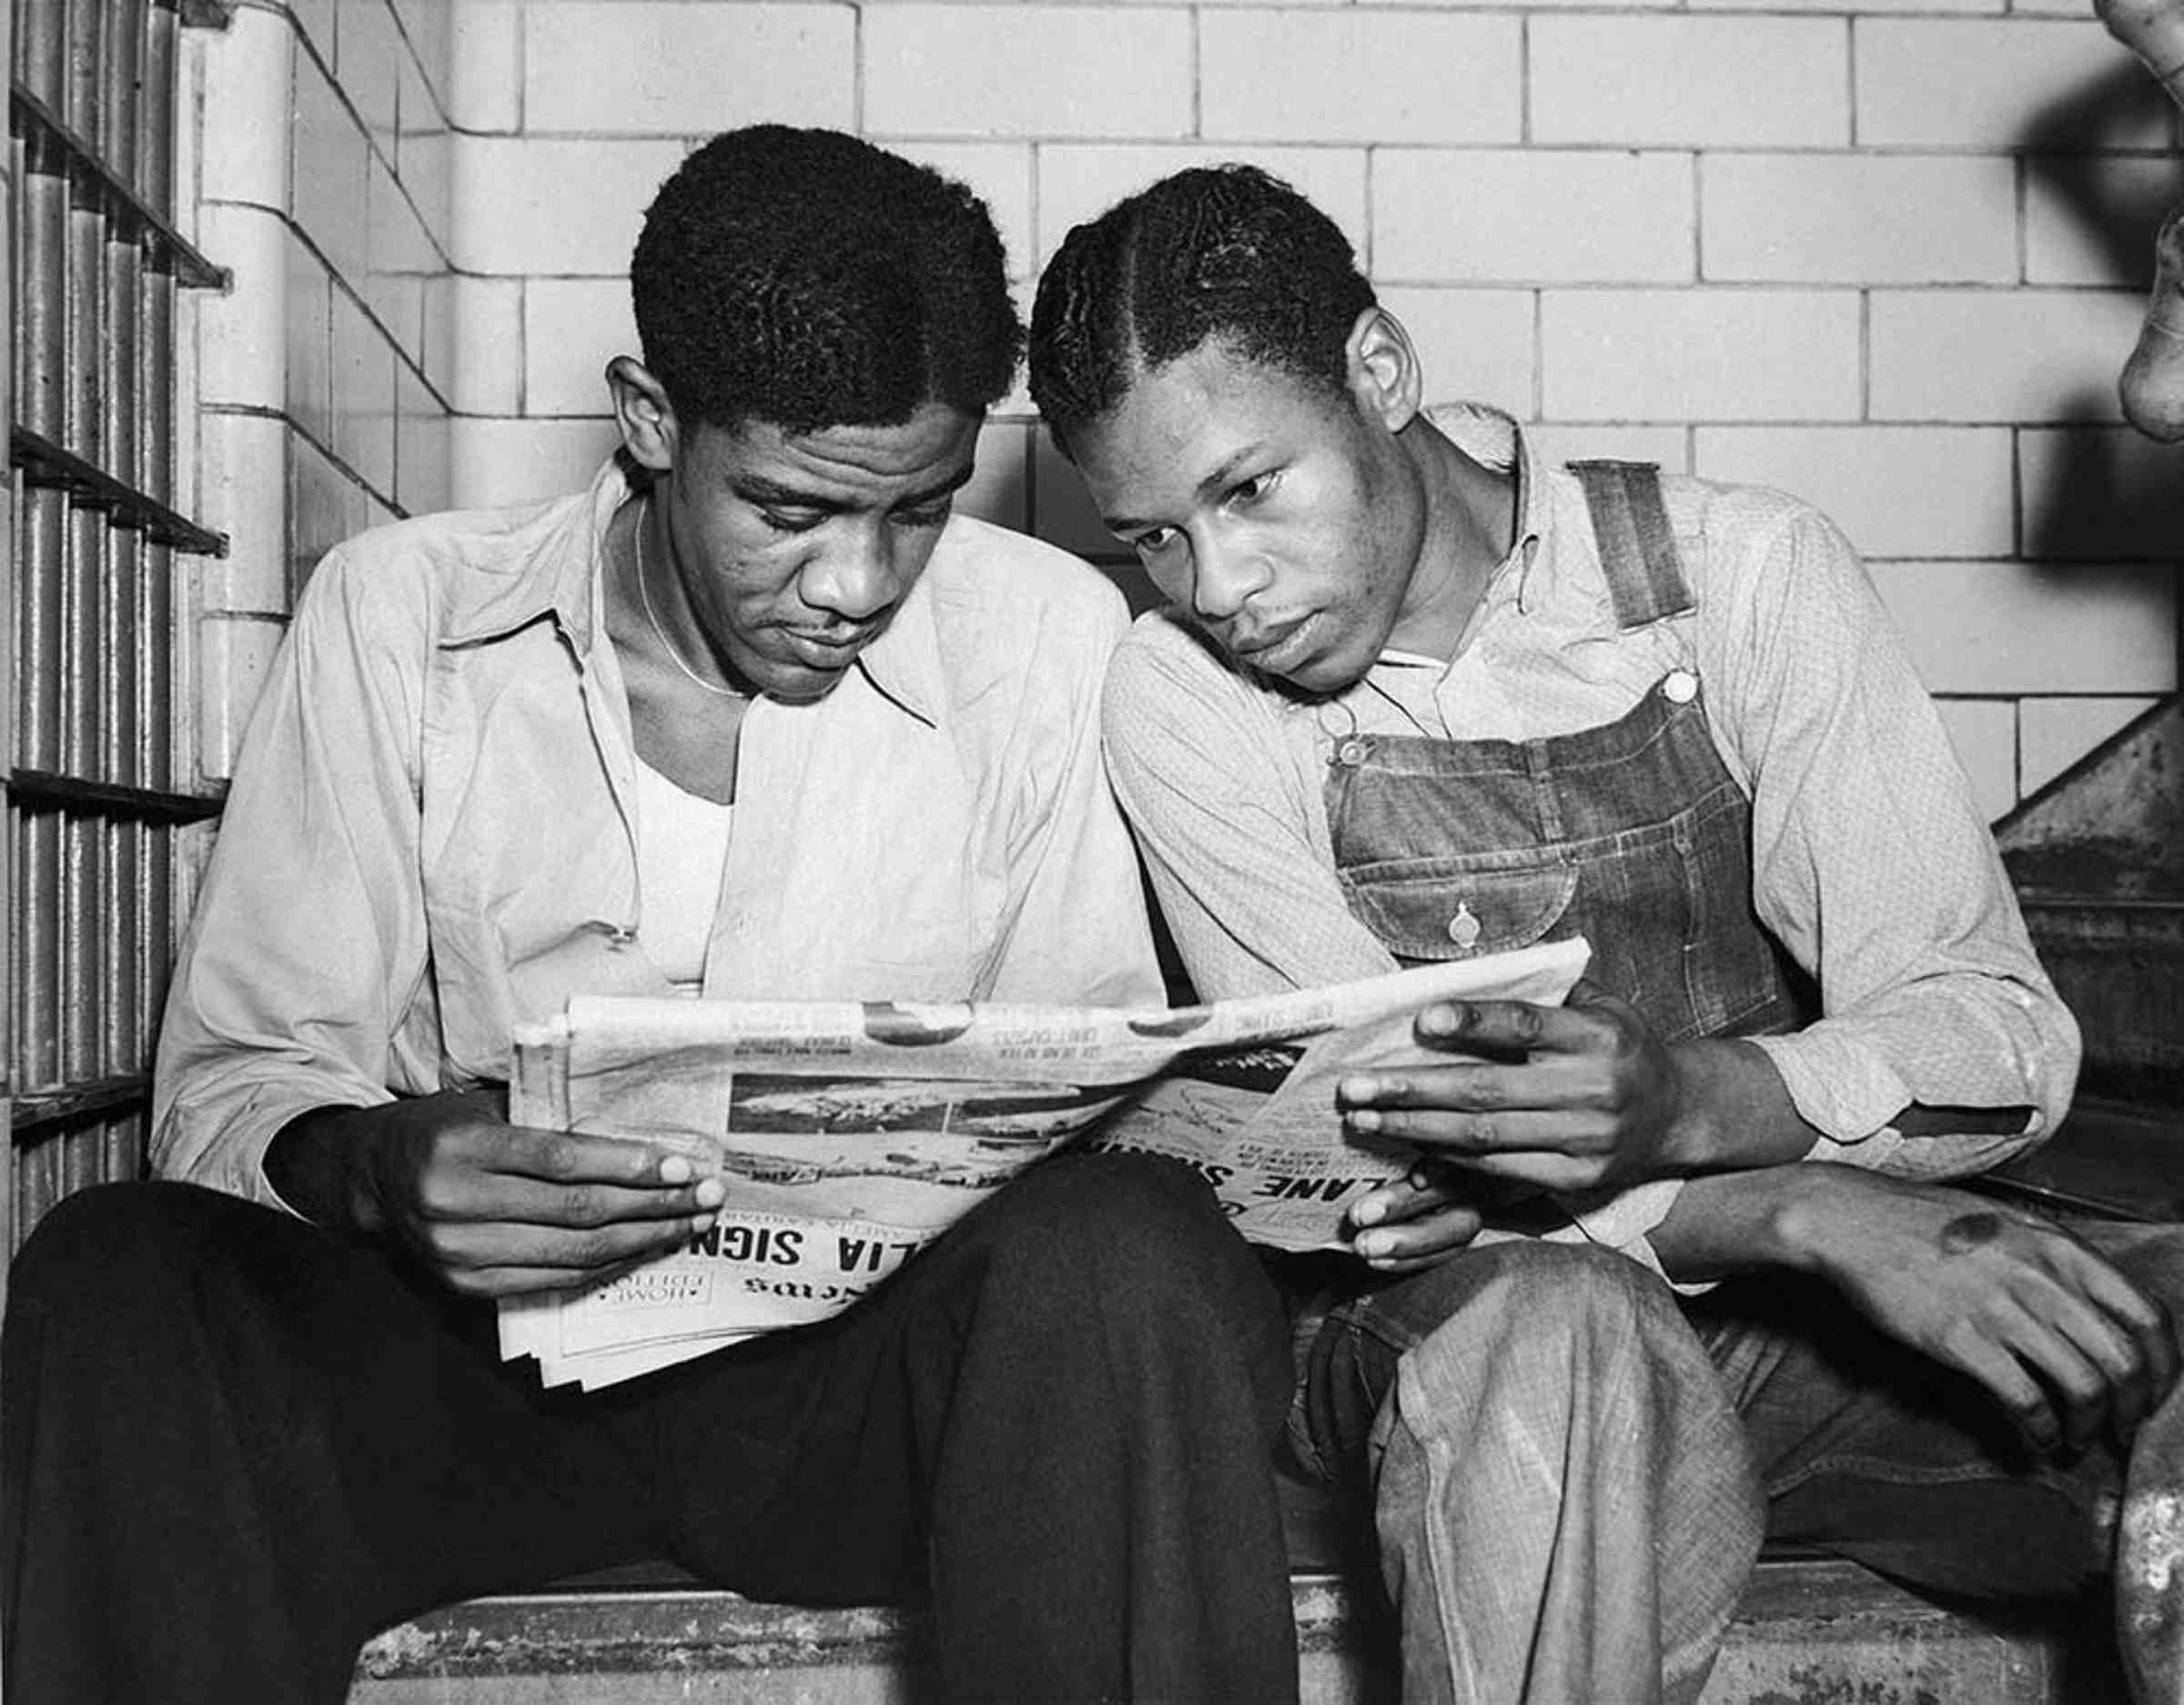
[1656,1041,1732,1172]
[1760,1164,1853,1276]
[1654,1038,1821,1175]
[266,1105,387,1234]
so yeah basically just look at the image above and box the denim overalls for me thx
[1321,460,1811,1046]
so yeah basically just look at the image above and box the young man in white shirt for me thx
[3,130,1299,1705]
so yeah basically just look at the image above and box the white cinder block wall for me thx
[193,0,2184,823]
[191,0,454,781]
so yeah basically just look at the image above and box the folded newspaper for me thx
[499,936,1589,1388]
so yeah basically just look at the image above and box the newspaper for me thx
[499,936,1588,1388]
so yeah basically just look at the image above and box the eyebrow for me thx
[732,463,977,516]
[1100,443,1266,537]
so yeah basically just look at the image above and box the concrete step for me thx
[351,1557,2131,1704]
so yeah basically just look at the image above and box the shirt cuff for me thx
[157,1079,385,1219]
[1746,1029,1916,1151]
[1553,1176,1715,1296]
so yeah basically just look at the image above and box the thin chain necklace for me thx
[633,500,743,698]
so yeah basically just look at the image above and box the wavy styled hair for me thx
[632,126,1022,435]
[1028,165,1374,459]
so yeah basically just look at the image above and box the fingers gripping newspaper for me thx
[500,936,1588,1388]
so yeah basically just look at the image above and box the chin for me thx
[754,664,854,704]
[1273,649,1369,699]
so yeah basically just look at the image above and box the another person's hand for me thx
[1780,1167,2179,1458]
[1336,979,1684,1193]
[271,1088,724,1297]
[1345,1161,1483,1275]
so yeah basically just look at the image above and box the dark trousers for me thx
[3,1154,1300,1705]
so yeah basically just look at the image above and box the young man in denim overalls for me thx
[1030,164,2184,1704]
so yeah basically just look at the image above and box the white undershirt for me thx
[633,757,733,994]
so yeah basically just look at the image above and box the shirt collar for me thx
[1350,404,1549,692]
[1422,400,1548,615]
[853,553,945,729]
[437,457,631,652]
[436,456,945,728]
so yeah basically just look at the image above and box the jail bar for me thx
[8,0,234,1248]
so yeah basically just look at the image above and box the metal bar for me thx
[15,0,65,108]
[104,237,144,504]
[13,806,61,1094]
[15,1127,63,1246]
[7,770,224,824]
[139,824,173,1063]
[61,1109,100,1198]
[61,0,99,146]
[18,486,65,773]
[104,530,142,792]
[19,143,66,441]
[138,0,177,220]
[98,0,145,200]
[140,266,175,505]
[138,541,176,792]
[62,506,102,782]
[103,1109,145,1186]
[10,81,228,289]
[103,819,142,1078]
[64,186,104,466]
[10,1074,151,1131]
[12,426,228,556]
[58,813,105,1085]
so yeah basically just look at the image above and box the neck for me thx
[608,496,744,701]
[1387,415,1517,661]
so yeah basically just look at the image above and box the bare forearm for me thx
[1647,1163,1830,1281]
[1646,1046,2034,1278]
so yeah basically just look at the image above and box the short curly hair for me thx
[632,126,1022,436]
[1028,165,1375,459]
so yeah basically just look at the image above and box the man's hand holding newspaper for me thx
[499,937,1590,1388]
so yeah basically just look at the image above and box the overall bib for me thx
[1321,459,1809,1048]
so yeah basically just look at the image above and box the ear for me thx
[1344,306,1423,434]
[607,356,680,474]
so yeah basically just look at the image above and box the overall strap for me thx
[1567,459,1696,630]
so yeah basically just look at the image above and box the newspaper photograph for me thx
[499,935,1589,1388]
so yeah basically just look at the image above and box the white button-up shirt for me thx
[155,461,1161,1211]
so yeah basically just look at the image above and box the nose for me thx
[799,526,901,622]
[1189,530,1270,624]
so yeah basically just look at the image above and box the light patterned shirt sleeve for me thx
[1689,485,2079,1175]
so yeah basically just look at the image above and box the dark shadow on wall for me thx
[2020,388,2184,568]
[2017,63,2184,569]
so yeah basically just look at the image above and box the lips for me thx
[781,623,885,668]
[1228,615,1310,672]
